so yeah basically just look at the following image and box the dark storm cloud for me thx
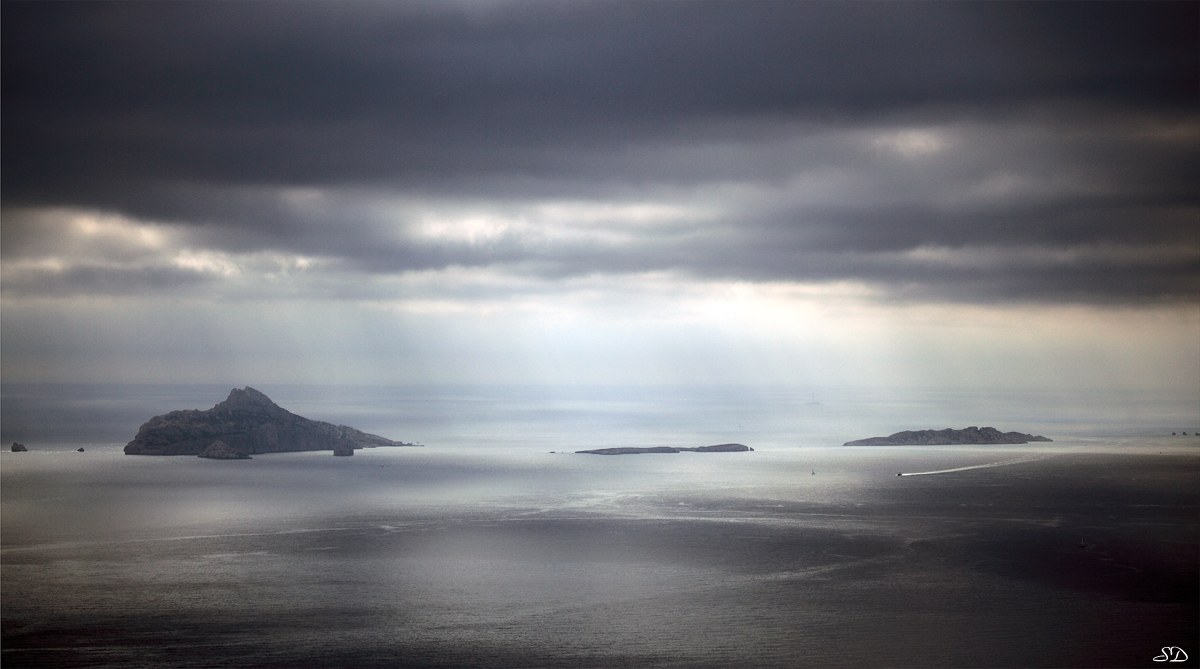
[3,1,1197,303]
[5,1,1195,189]
[1,263,212,298]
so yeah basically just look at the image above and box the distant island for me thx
[577,444,753,455]
[124,387,414,457]
[843,427,1051,446]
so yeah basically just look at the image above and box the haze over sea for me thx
[4,2,1199,666]
[1,384,1197,668]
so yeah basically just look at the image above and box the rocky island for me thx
[124,387,414,457]
[577,443,753,455]
[843,426,1051,446]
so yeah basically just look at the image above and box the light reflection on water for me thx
[2,385,1198,667]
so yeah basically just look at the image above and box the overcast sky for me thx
[2,1,1197,392]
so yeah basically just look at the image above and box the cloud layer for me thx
[5,1,1197,304]
[2,2,1198,387]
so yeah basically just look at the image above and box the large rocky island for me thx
[843,426,1051,446]
[124,387,413,456]
[577,444,753,455]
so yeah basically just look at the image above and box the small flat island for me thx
[843,426,1051,446]
[577,444,753,455]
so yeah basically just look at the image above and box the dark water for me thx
[2,385,1198,667]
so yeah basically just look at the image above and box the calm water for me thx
[2,385,1198,667]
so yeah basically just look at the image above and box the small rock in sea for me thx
[77,447,85,452]
[11,442,28,452]
[198,440,251,460]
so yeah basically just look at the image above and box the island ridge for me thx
[124,387,413,456]
[843,426,1051,446]
[576,444,753,455]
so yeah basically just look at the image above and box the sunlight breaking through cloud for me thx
[1,1,1195,391]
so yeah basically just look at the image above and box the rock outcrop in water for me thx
[843,426,1051,446]
[577,443,753,455]
[124,387,413,456]
[198,440,251,459]
[11,442,28,452]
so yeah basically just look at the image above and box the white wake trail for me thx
[898,453,1054,477]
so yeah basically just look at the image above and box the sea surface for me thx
[2,384,1198,668]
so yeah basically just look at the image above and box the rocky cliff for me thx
[198,440,251,459]
[124,387,412,456]
[843,426,1051,446]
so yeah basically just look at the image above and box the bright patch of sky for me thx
[2,2,1196,397]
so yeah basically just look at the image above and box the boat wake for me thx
[898,453,1054,477]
